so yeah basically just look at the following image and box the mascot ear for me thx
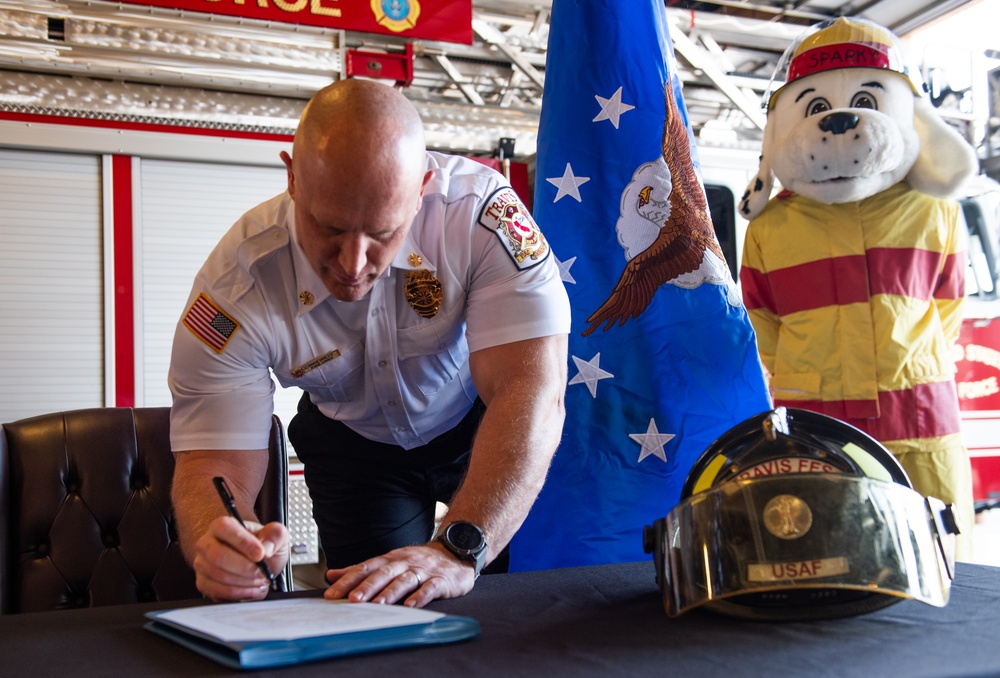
[908,96,978,198]
[738,153,774,221]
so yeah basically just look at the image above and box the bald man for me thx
[168,79,571,607]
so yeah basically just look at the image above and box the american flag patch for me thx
[183,293,241,353]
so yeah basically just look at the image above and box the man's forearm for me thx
[171,448,270,564]
[446,335,568,562]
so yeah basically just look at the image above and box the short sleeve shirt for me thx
[169,152,571,452]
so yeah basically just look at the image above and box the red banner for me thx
[115,0,473,45]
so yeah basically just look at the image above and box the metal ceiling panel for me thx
[0,0,984,157]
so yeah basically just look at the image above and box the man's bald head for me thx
[290,79,426,198]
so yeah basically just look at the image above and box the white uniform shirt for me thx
[169,152,571,452]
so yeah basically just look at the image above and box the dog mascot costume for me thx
[739,17,978,558]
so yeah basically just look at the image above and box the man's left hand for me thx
[324,542,474,608]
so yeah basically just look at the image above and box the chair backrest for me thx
[0,407,291,613]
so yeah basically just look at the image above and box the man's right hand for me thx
[171,448,281,600]
[191,515,290,601]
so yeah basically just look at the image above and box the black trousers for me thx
[287,393,507,572]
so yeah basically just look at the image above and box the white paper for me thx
[156,598,445,643]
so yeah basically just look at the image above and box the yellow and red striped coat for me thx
[742,181,965,443]
[741,182,973,555]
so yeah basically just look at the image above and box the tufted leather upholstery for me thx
[0,407,291,614]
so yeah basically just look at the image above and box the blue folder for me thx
[145,599,480,670]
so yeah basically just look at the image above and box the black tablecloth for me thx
[2,560,998,677]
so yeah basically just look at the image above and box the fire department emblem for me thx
[478,187,550,270]
[403,269,442,318]
[370,0,421,33]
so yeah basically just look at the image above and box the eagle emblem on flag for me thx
[583,79,734,337]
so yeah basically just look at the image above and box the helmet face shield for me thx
[644,408,959,621]
[651,475,955,619]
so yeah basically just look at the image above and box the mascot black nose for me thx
[818,112,860,135]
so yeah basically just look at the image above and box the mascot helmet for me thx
[643,407,959,621]
[766,16,922,110]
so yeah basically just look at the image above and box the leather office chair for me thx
[0,407,292,613]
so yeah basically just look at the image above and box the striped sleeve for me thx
[935,201,967,343]
[740,224,779,373]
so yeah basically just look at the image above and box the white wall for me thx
[0,119,305,434]
[0,148,103,422]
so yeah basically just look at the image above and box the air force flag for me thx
[508,0,772,570]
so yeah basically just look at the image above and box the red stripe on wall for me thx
[112,155,135,407]
[0,111,293,143]
[775,380,962,441]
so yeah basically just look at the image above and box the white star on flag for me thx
[630,418,675,463]
[556,255,577,284]
[593,86,635,129]
[568,352,613,398]
[546,163,590,203]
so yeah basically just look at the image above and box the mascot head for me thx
[740,17,978,220]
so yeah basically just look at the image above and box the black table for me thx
[2,560,998,677]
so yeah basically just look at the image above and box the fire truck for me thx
[956,181,1000,511]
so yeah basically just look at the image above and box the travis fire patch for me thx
[478,187,550,270]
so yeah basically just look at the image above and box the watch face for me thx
[448,522,485,551]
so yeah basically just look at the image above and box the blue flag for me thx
[508,0,773,571]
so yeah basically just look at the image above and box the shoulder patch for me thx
[477,187,550,270]
[183,293,241,353]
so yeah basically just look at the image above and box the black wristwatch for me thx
[437,521,488,579]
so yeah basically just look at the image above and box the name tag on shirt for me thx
[291,350,341,379]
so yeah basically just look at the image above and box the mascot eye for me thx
[806,98,832,117]
[851,92,878,110]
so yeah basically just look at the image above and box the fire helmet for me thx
[765,16,923,111]
[643,407,959,621]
